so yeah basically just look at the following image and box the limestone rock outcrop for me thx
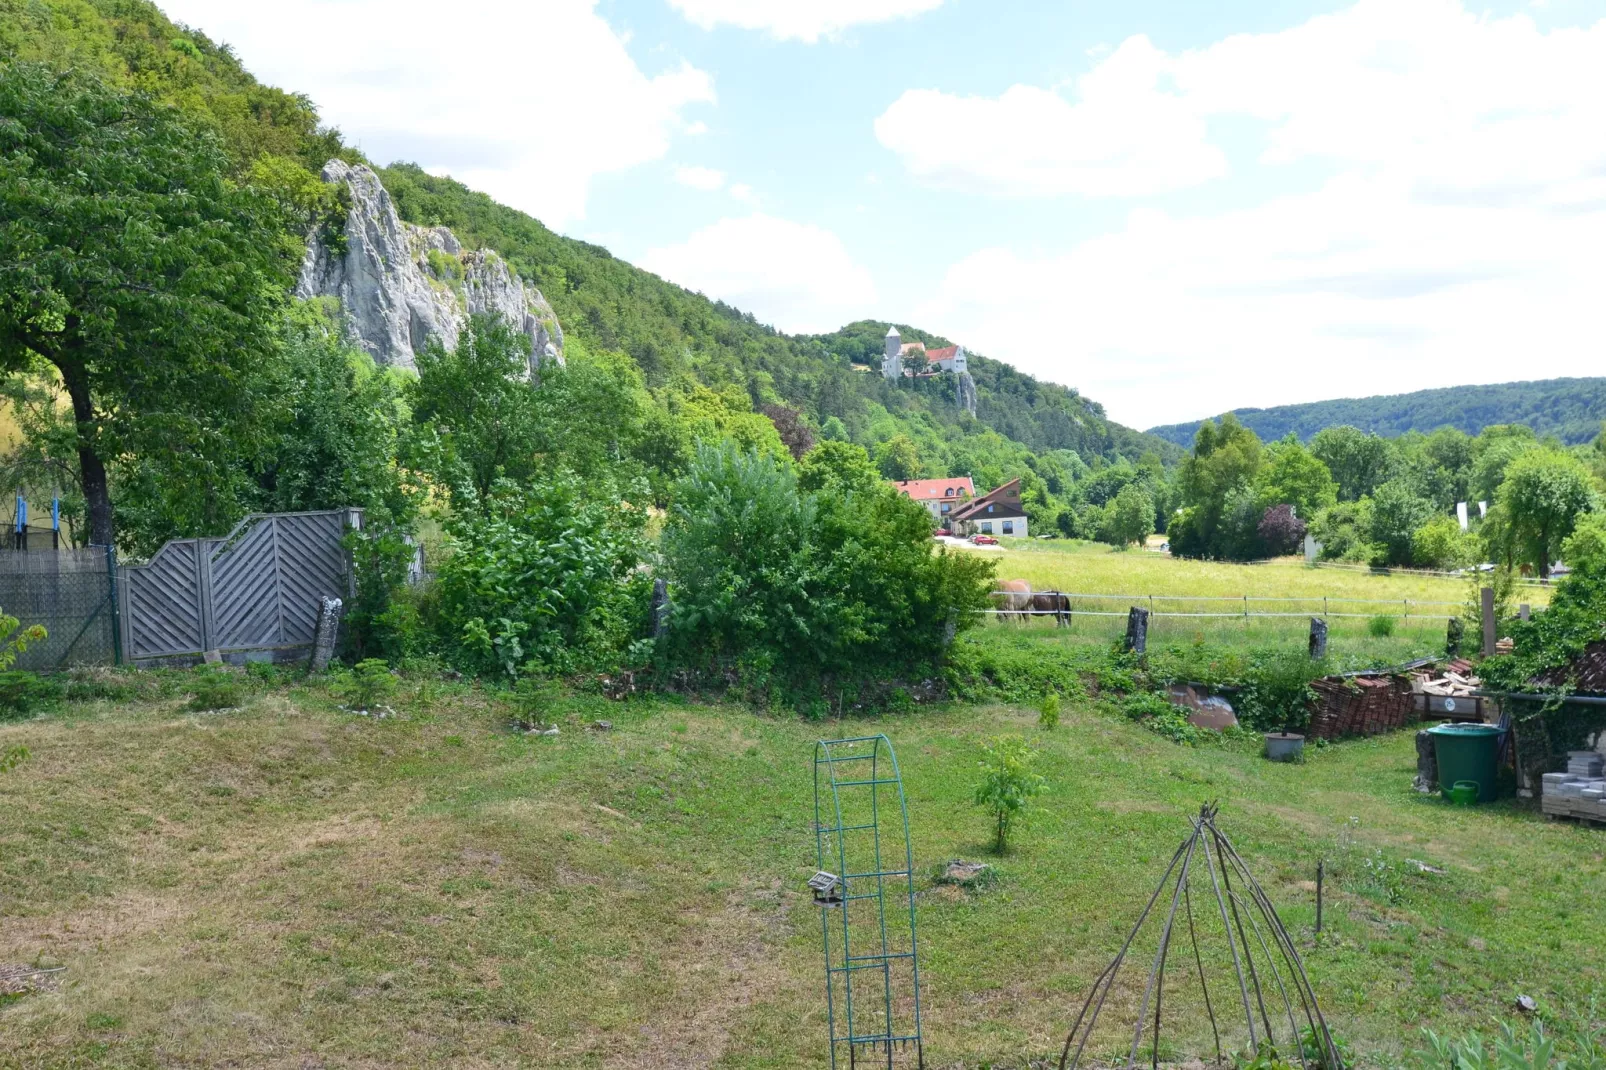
[295,160,562,373]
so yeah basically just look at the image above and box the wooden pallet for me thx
[1541,797,1606,826]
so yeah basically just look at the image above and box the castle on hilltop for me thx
[881,326,977,416]
[880,326,967,379]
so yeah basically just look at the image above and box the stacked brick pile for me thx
[1307,674,1418,740]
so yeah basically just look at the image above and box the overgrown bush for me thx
[332,658,396,710]
[0,607,48,720]
[1368,614,1396,637]
[1234,651,1325,733]
[0,670,62,718]
[434,472,650,677]
[187,668,243,711]
[660,442,995,702]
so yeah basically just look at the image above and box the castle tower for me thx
[882,326,902,381]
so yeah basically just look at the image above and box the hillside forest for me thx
[1148,377,1606,447]
[2,0,1605,703]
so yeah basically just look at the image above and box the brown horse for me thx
[1030,590,1071,627]
[993,580,1032,623]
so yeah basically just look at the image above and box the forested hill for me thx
[375,168,1183,472]
[0,0,1176,482]
[1147,377,1606,448]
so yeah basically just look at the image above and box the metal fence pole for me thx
[105,543,123,667]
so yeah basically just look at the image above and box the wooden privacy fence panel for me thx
[120,510,358,663]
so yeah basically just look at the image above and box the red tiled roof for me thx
[892,477,974,500]
[1533,640,1606,694]
[925,346,959,362]
[951,478,1025,521]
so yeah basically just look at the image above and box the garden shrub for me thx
[1038,690,1061,728]
[0,670,62,718]
[187,668,243,711]
[661,442,995,701]
[1367,614,1396,637]
[332,658,396,710]
[434,471,650,677]
[973,736,1046,853]
[1234,651,1325,733]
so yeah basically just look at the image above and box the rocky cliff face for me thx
[295,160,562,374]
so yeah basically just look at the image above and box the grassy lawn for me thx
[3,674,1603,1068]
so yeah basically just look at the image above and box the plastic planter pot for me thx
[1264,732,1305,762]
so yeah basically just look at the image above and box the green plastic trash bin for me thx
[1429,723,1502,803]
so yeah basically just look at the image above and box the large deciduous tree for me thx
[0,63,293,547]
[1309,425,1394,502]
[1496,448,1597,578]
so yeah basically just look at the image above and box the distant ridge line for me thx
[1146,376,1606,447]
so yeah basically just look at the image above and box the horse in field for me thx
[1029,590,1071,627]
[992,579,1032,623]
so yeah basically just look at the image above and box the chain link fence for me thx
[0,547,119,672]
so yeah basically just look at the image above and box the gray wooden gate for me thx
[120,510,360,663]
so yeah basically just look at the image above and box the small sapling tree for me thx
[974,736,1047,853]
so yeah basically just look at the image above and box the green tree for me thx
[408,315,542,507]
[1368,480,1434,567]
[1310,498,1375,562]
[1411,515,1478,570]
[798,440,881,495]
[973,736,1046,854]
[1257,436,1338,518]
[1470,425,1538,504]
[875,434,923,480]
[1173,414,1262,559]
[1102,483,1155,548]
[1496,448,1597,578]
[1310,426,1395,502]
[0,64,294,546]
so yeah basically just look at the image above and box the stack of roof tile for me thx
[1307,673,1419,740]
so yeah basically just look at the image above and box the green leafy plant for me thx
[1368,614,1397,637]
[0,670,61,718]
[333,658,397,711]
[973,736,1047,853]
[1039,690,1061,729]
[1234,1040,1299,1070]
[187,668,243,711]
[1300,1025,1354,1070]
[0,745,28,773]
[1415,1020,1604,1070]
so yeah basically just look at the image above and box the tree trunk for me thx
[56,353,114,547]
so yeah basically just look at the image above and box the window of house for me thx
[1002,521,1014,535]
[980,522,993,534]
[987,505,994,513]
[940,503,950,513]
[945,487,954,496]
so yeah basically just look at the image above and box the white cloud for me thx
[877,0,1606,203]
[729,183,758,205]
[159,0,714,229]
[675,166,727,191]
[887,0,1606,426]
[919,170,1606,426]
[641,215,877,333]
[668,0,943,42]
[876,36,1227,196]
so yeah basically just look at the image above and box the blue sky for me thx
[162,0,1606,429]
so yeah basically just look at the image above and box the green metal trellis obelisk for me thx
[811,735,924,1069]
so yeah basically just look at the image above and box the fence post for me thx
[104,543,122,667]
[1519,603,1531,622]
[1243,594,1248,621]
[1309,617,1328,659]
[1124,607,1149,655]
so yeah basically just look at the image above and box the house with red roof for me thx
[892,477,975,527]
[950,478,1029,538]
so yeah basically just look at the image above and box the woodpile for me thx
[1307,673,1419,740]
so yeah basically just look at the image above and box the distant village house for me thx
[892,477,975,524]
[949,478,1028,538]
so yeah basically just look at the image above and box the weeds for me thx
[187,668,243,711]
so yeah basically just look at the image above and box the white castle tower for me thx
[882,326,903,381]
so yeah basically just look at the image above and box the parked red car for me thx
[969,534,999,546]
